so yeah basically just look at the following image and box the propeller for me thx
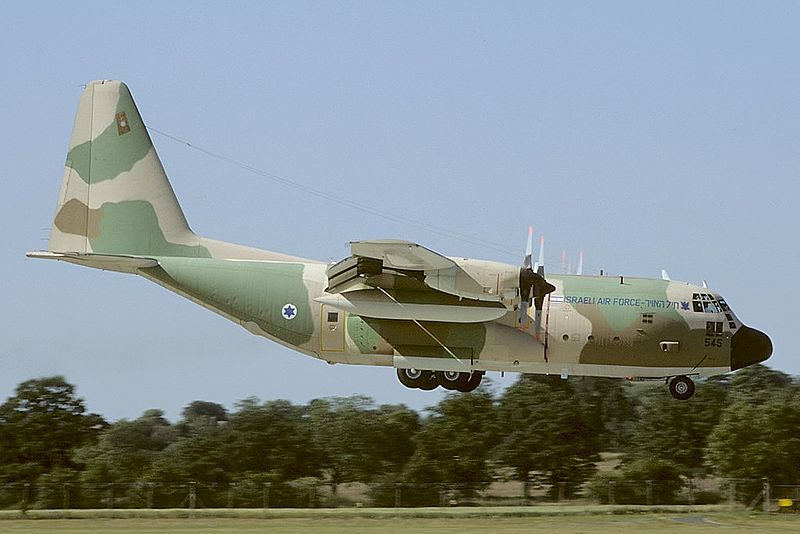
[519,227,556,331]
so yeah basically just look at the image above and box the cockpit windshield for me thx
[692,293,722,313]
[692,293,738,329]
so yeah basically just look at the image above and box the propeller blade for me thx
[577,251,584,276]
[523,225,533,268]
[534,235,545,271]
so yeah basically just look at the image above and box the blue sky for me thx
[2,1,797,420]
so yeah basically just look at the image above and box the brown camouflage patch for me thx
[53,198,102,238]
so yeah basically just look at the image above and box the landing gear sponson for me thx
[397,368,484,392]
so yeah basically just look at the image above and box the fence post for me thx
[147,483,155,509]
[558,481,566,503]
[21,482,30,513]
[395,483,401,508]
[762,479,770,513]
[189,482,196,510]
[688,479,695,506]
[308,481,315,508]
[106,483,113,509]
[227,482,235,509]
[728,479,736,510]
[608,480,615,505]
[646,480,652,506]
[263,482,271,509]
[63,483,70,509]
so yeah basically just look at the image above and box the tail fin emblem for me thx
[115,112,131,135]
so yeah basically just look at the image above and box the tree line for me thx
[0,365,797,508]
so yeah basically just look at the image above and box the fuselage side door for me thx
[320,304,346,352]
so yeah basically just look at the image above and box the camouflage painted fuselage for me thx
[30,80,771,384]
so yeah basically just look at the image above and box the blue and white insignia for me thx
[550,295,565,303]
[281,303,298,320]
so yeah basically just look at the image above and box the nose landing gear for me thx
[669,375,695,400]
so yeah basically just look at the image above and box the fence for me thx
[2,478,792,511]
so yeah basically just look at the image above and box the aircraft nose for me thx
[730,325,773,371]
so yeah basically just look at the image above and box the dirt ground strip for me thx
[0,509,798,534]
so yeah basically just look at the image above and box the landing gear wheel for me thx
[397,368,438,390]
[455,371,484,393]
[397,368,422,389]
[417,370,439,390]
[669,375,695,400]
[435,370,462,391]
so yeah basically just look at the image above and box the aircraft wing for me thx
[323,240,506,323]
[350,240,456,271]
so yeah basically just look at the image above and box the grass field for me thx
[0,509,798,533]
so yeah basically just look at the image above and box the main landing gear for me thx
[668,375,695,400]
[397,368,483,392]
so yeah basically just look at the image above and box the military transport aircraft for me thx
[27,80,773,400]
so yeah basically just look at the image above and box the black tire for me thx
[417,370,439,391]
[435,370,462,391]
[397,368,438,390]
[397,368,423,389]
[669,375,695,400]
[455,371,484,393]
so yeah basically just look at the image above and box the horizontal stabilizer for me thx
[27,251,159,273]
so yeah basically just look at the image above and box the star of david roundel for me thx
[281,303,298,320]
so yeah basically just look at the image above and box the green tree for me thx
[728,364,795,402]
[589,458,684,504]
[74,409,177,484]
[570,377,636,452]
[495,376,601,499]
[626,379,728,476]
[706,388,800,500]
[308,396,384,499]
[403,386,497,495]
[226,398,320,481]
[179,401,228,431]
[369,404,420,475]
[0,376,105,482]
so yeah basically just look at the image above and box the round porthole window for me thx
[562,334,569,341]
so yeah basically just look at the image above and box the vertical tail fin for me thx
[49,80,208,258]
